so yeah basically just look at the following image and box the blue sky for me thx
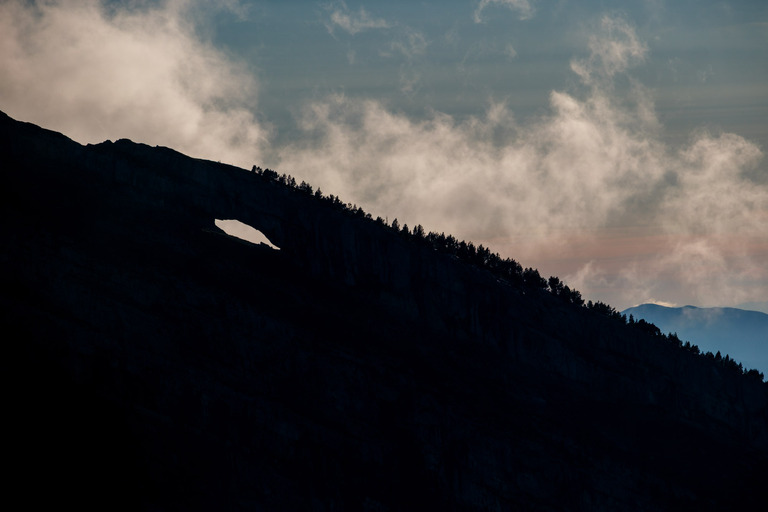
[1,0,767,312]
[220,1,767,150]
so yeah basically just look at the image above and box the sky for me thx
[1,0,767,313]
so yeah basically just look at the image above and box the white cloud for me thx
[277,15,668,240]
[680,241,745,306]
[664,132,765,236]
[645,300,679,308]
[277,15,767,308]
[0,0,268,167]
[324,1,390,36]
[570,15,648,85]
[1,4,765,310]
[474,0,535,23]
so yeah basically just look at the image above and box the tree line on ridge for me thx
[251,166,766,382]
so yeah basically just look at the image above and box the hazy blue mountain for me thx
[737,301,768,314]
[623,304,768,376]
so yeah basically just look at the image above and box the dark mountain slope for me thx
[623,304,768,377]
[1,111,766,511]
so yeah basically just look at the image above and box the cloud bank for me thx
[278,16,667,236]
[277,15,767,308]
[0,0,267,167]
[1,3,765,309]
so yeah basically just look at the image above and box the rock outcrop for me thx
[2,110,766,510]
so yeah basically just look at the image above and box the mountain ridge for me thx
[622,303,768,378]
[2,110,766,510]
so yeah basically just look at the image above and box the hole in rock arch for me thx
[214,219,280,250]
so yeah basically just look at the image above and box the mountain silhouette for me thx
[623,303,768,378]
[1,110,766,510]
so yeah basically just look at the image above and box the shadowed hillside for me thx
[1,110,766,511]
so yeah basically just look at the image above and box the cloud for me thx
[380,28,429,95]
[383,28,429,60]
[321,2,426,94]
[570,15,648,85]
[0,0,267,168]
[1,4,765,310]
[696,64,715,83]
[474,0,535,23]
[324,1,390,36]
[664,132,765,236]
[278,15,668,240]
[277,15,767,308]
[657,240,749,306]
[646,300,679,308]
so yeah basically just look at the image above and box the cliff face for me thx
[2,110,766,511]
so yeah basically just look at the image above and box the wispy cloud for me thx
[321,3,428,94]
[0,0,268,167]
[474,0,535,23]
[324,1,390,36]
[380,28,429,95]
[570,15,648,85]
[383,28,429,60]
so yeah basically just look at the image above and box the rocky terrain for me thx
[2,110,766,510]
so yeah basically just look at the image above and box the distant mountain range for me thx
[622,304,768,376]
